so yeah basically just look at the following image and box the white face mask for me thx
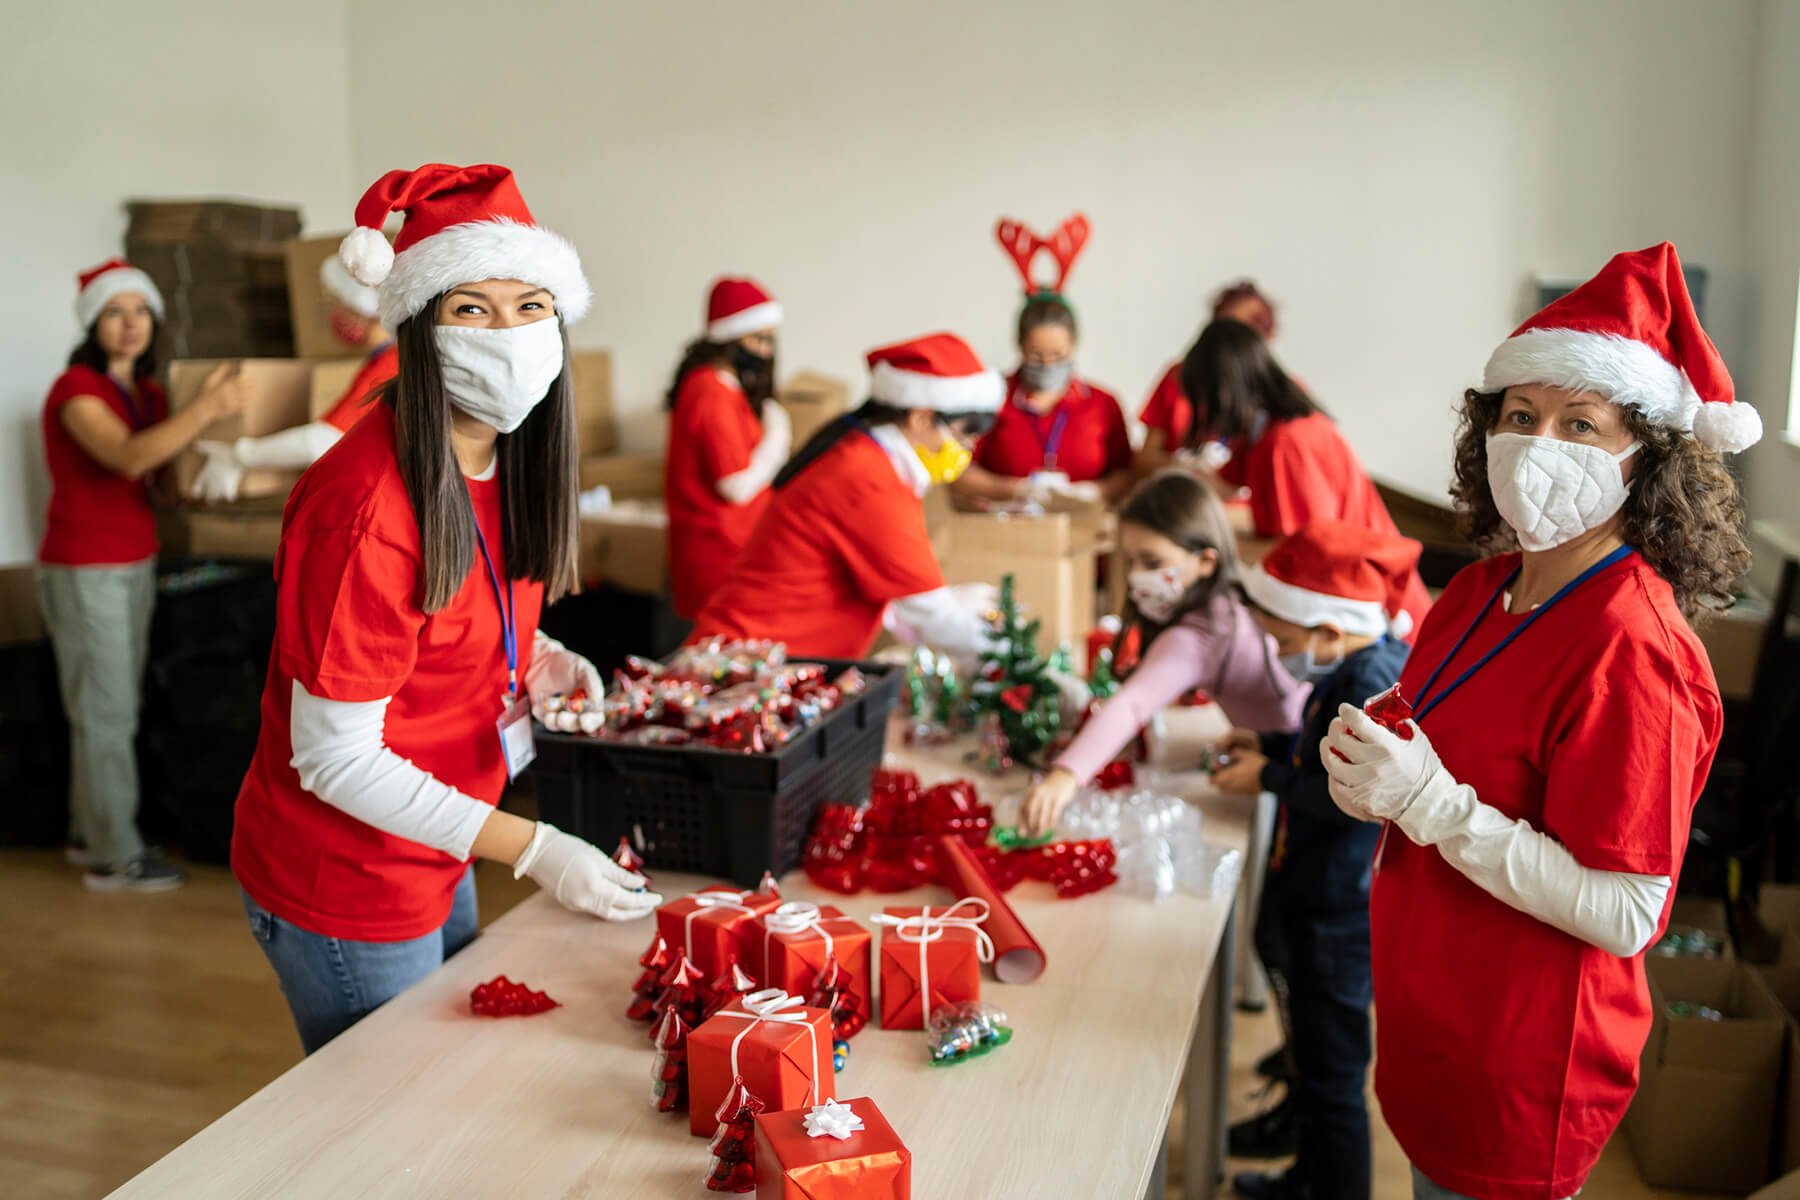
[1485,432,1639,552]
[1128,565,1188,623]
[1277,641,1340,685]
[434,319,565,434]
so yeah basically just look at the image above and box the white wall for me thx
[347,0,1757,497]
[0,1,355,565]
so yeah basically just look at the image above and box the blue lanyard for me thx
[110,376,148,432]
[1411,544,1633,725]
[1016,387,1074,470]
[472,516,518,696]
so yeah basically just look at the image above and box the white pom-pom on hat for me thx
[338,226,394,288]
[1692,398,1764,455]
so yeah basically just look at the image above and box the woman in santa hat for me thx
[1321,243,1754,1200]
[1136,278,1281,476]
[663,277,790,617]
[39,259,248,890]
[951,216,1134,506]
[692,332,1000,661]
[231,163,658,1054]
[188,256,398,501]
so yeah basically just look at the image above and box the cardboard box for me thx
[570,350,614,456]
[1653,895,1734,962]
[578,502,668,595]
[283,234,358,361]
[579,452,664,500]
[307,356,368,422]
[1754,1169,1800,1199]
[934,506,1110,651]
[1629,956,1786,1193]
[169,359,314,502]
[127,199,301,245]
[1751,886,1800,1178]
[176,509,285,560]
[777,369,851,449]
[1701,591,1770,701]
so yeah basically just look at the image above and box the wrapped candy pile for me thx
[1048,764,1242,902]
[533,638,867,754]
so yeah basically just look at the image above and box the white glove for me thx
[523,631,604,703]
[189,440,246,503]
[512,821,661,919]
[948,581,999,618]
[760,399,792,453]
[1322,703,1444,823]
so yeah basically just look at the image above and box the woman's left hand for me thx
[524,632,604,703]
[1212,751,1268,796]
[1322,704,1445,822]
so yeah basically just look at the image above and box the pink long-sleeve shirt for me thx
[1055,592,1308,782]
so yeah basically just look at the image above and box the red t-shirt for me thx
[1373,552,1721,1200]
[693,432,943,659]
[231,405,544,942]
[1221,412,1431,636]
[973,375,1132,482]
[319,342,398,433]
[1137,361,1202,448]
[39,365,167,566]
[665,367,771,617]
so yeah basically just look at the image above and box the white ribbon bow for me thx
[763,901,838,978]
[871,898,994,1024]
[802,1098,864,1140]
[714,987,822,1106]
[684,888,755,961]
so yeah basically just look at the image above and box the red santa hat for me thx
[705,277,781,341]
[76,259,163,331]
[319,252,381,320]
[1483,242,1759,454]
[1242,520,1422,640]
[866,332,1004,413]
[337,163,591,330]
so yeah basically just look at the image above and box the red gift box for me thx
[756,902,873,1012]
[754,1097,911,1200]
[872,898,993,1030]
[656,885,784,981]
[688,988,835,1138]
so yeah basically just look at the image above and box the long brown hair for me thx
[383,302,580,613]
[664,337,774,414]
[1116,469,1242,642]
[1178,318,1316,447]
[67,317,160,381]
[1450,389,1751,623]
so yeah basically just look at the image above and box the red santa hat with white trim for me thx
[865,332,1004,413]
[76,259,163,331]
[1242,520,1422,640]
[336,163,591,330]
[1483,241,1760,454]
[705,277,781,341]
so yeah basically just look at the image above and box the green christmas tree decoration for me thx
[1088,647,1120,700]
[970,574,1061,768]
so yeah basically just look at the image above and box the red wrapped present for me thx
[688,988,835,1138]
[657,885,785,980]
[871,898,993,1030]
[754,1097,911,1200]
[756,902,872,1026]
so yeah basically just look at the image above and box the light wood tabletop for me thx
[108,742,1252,1200]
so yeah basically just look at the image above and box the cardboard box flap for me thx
[570,350,614,456]
[1763,885,1800,934]
[169,359,314,503]
[307,357,366,422]
[1647,957,1786,1071]
[1752,1170,1800,1200]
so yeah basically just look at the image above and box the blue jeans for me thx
[1283,904,1373,1200]
[241,868,480,1054]
[1411,1166,1573,1199]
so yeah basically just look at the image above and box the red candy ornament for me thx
[804,952,869,1041]
[612,836,649,881]
[627,934,673,1021]
[1094,760,1136,791]
[650,953,707,1040]
[704,1076,765,1192]
[702,961,761,1022]
[469,975,559,1017]
[651,1008,690,1112]
[1363,684,1416,739]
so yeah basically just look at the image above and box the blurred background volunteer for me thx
[188,253,397,502]
[1136,279,1282,476]
[663,276,790,618]
[39,259,248,890]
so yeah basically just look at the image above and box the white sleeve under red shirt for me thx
[665,367,772,618]
[230,404,544,942]
[1370,551,1721,1200]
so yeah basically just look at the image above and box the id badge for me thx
[498,692,537,780]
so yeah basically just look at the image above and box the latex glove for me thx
[760,399,792,450]
[948,581,999,619]
[523,631,604,704]
[512,821,661,919]
[1322,703,1445,823]
[189,440,246,503]
[1020,766,1080,838]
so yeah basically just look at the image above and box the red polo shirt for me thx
[665,367,772,617]
[972,374,1132,482]
[318,342,398,433]
[39,365,166,566]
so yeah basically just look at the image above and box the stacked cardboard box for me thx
[928,492,1111,650]
[125,200,301,359]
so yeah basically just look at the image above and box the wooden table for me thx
[108,744,1251,1200]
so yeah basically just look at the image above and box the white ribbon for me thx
[713,987,822,1107]
[802,1098,865,1140]
[763,901,838,979]
[871,898,994,1025]
[684,889,755,962]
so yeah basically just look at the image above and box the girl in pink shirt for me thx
[1021,470,1307,834]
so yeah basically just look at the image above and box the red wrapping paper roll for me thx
[933,835,1046,984]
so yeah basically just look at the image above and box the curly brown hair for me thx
[1450,389,1752,624]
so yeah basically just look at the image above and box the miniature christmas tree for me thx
[1088,646,1119,700]
[701,961,759,1022]
[648,952,706,1040]
[626,933,672,1021]
[804,953,868,1041]
[703,1076,765,1192]
[612,836,650,884]
[650,1008,690,1112]
[970,575,1061,767]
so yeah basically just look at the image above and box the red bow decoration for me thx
[995,213,1091,295]
[1000,683,1034,714]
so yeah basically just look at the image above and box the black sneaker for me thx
[1233,1168,1306,1199]
[1256,1044,1293,1082]
[1229,1090,1297,1159]
[83,852,186,893]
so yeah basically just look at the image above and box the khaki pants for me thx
[36,558,156,868]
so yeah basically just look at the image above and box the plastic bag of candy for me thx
[926,1001,1013,1066]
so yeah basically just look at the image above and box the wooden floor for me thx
[0,847,1721,1200]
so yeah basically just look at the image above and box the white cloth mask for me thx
[1277,643,1339,685]
[1486,432,1639,552]
[434,319,565,434]
[1128,565,1187,623]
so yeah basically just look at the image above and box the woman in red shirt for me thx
[1137,279,1279,475]
[231,164,656,1054]
[664,276,790,617]
[39,259,248,890]
[1322,244,1756,1200]
[695,332,1001,660]
[952,296,1133,506]
[1180,318,1431,635]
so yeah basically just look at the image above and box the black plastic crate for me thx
[532,658,899,888]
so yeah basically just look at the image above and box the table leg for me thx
[1234,792,1276,1010]
[1185,901,1237,1200]
[1142,1129,1169,1200]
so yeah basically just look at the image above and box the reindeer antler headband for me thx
[995,213,1091,307]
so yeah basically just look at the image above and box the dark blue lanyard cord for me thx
[110,376,148,432]
[1411,544,1633,725]
[472,515,517,696]
[1015,381,1076,468]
